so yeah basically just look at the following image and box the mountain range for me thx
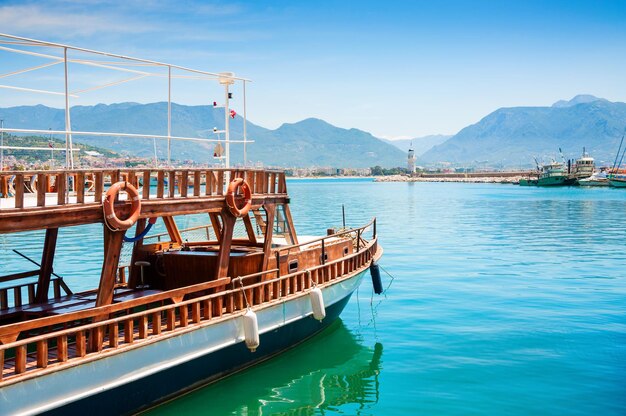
[2,94,625,169]
[0,103,407,168]
[421,95,626,167]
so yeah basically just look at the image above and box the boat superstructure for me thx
[569,149,595,182]
[0,34,382,415]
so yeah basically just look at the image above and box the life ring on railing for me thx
[225,177,252,217]
[27,175,37,193]
[103,181,141,231]
[7,175,15,197]
[29,174,56,193]
[85,173,95,192]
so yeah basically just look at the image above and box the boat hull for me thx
[578,179,609,187]
[518,178,538,186]
[609,179,626,188]
[537,175,569,186]
[1,269,368,416]
[519,176,569,186]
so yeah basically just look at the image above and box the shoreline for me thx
[286,176,373,180]
[374,174,523,184]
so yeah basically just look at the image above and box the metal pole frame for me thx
[167,65,172,167]
[243,81,247,166]
[0,34,254,172]
[224,82,230,170]
[63,47,74,170]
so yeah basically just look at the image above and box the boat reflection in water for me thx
[147,321,383,415]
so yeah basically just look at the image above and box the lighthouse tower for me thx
[407,143,416,174]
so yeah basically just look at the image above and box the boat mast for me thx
[167,65,172,167]
[219,72,235,170]
[612,130,626,173]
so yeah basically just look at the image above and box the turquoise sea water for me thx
[2,180,626,415]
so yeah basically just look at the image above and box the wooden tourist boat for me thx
[0,34,383,415]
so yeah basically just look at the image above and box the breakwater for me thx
[375,171,531,184]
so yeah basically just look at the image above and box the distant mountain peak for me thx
[0,103,406,168]
[278,118,332,129]
[552,94,607,108]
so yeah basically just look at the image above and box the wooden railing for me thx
[276,218,376,271]
[0,168,287,208]
[0,277,72,311]
[0,237,378,382]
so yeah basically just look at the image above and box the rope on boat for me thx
[377,263,396,294]
[236,276,251,310]
[237,276,260,351]
[123,217,157,242]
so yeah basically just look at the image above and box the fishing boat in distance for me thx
[519,158,569,186]
[578,170,609,187]
[607,130,626,188]
[0,34,383,415]
[568,148,595,183]
[608,172,626,188]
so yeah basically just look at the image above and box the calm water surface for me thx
[2,180,625,415]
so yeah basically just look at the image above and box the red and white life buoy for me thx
[225,177,252,217]
[103,181,141,231]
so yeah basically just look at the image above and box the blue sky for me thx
[1,0,626,139]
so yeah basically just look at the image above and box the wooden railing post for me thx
[94,171,104,201]
[14,173,24,208]
[36,340,48,368]
[74,330,85,357]
[76,171,85,203]
[217,171,224,195]
[15,345,26,374]
[152,312,162,335]
[168,171,176,198]
[37,172,46,206]
[56,172,66,205]
[124,320,134,344]
[57,335,68,362]
[192,302,201,324]
[142,170,151,200]
[193,171,201,197]
[157,170,165,198]
[180,170,188,197]
[139,316,148,339]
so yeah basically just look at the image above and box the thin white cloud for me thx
[0,4,154,38]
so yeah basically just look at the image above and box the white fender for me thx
[310,287,326,321]
[243,309,260,352]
